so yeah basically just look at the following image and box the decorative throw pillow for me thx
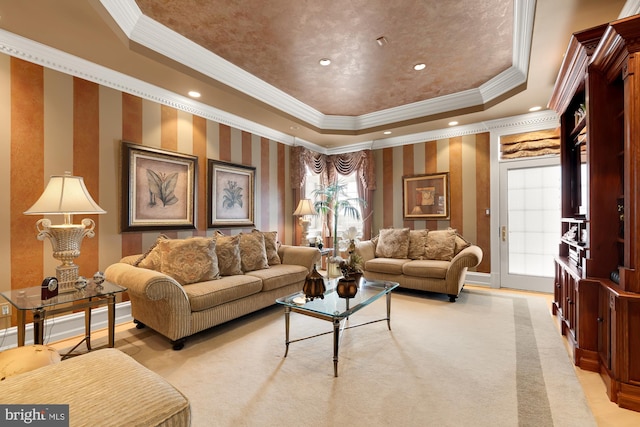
[375,228,410,259]
[239,232,269,272]
[158,237,219,285]
[134,234,170,271]
[214,231,243,276]
[253,229,280,265]
[454,231,472,255]
[424,229,457,261]
[408,229,429,260]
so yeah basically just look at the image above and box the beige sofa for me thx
[355,228,482,302]
[105,232,320,350]
[1,348,190,426]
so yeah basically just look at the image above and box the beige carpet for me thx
[67,287,596,427]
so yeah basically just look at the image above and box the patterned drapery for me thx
[290,146,376,239]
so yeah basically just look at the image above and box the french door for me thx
[499,157,561,292]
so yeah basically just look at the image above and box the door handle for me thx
[501,226,507,242]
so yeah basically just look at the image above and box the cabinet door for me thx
[598,286,612,370]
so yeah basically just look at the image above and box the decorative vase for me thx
[336,276,358,298]
[351,271,363,285]
[303,264,325,300]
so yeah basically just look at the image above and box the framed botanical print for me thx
[121,142,197,231]
[402,172,450,219]
[207,159,255,228]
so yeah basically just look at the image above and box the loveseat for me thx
[1,348,190,426]
[355,228,482,302]
[105,231,320,349]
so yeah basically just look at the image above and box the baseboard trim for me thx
[466,271,491,287]
[0,301,133,351]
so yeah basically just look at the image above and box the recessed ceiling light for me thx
[529,106,542,112]
[188,91,201,98]
[383,131,392,135]
[414,63,426,71]
[319,58,331,66]
[448,121,459,126]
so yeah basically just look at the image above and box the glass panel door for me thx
[499,157,561,292]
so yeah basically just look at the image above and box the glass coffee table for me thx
[276,278,399,377]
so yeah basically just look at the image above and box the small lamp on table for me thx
[293,199,316,246]
[24,172,106,292]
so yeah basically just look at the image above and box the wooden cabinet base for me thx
[617,383,640,412]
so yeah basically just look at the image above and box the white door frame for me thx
[498,156,560,292]
[485,111,560,290]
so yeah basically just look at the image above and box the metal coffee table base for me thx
[282,291,393,377]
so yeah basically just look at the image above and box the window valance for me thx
[290,146,376,191]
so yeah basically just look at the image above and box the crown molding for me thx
[0,23,555,157]
[0,29,328,153]
[620,0,640,18]
[100,0,535,132]
[366,110,559,151]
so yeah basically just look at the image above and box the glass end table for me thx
[0,281,127,356]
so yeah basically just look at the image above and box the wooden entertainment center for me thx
[549,15,640,411]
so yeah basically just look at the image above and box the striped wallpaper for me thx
[0,55,491,327]
[372,135,491,273]
[1,57,292,302]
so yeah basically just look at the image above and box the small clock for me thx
[41,276,58,300]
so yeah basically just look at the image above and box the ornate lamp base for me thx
[35,218,96,293]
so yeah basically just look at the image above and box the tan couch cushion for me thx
[184,275,262,312]
[134,234,170,271]
[364,257,410,275]
[454,232,472,255]
[239,232,269,272]
[215,232,243,276]
[254,229,281,265]
[424,229,456,261]
[402,259,449,279]
[158,237,219,285]
[375,228,410,259]
[246,264,308,292]
[408,229,429,260]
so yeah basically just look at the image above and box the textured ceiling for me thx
[135,0,513,117]
[0,0,630,149]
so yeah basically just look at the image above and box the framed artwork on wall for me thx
[207,159,255,228]
[121,142,197,232]
[402,172,450,220]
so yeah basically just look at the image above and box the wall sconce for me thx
[24,172,106,292]
[293,199,316,246]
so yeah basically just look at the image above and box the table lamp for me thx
[293,199,316,246]
[24,172,106,292]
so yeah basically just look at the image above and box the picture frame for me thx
[207,159,255,228]
[121,142,197,232]
[402,172,450,219]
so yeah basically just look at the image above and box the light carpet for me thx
[71,287,596,427]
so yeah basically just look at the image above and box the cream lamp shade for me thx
[24,172,106,292]
[293,199,317,217]
[293,199,317,246]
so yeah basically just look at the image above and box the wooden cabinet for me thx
[550,16,640,412]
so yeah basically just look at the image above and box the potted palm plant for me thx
[311,180,366,276]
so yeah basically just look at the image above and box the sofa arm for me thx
[105,263,188,303]
[278,245,321,273]
[355,240,376,263]
[445,245,483,291]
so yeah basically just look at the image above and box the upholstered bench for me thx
[0,348,190,426]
